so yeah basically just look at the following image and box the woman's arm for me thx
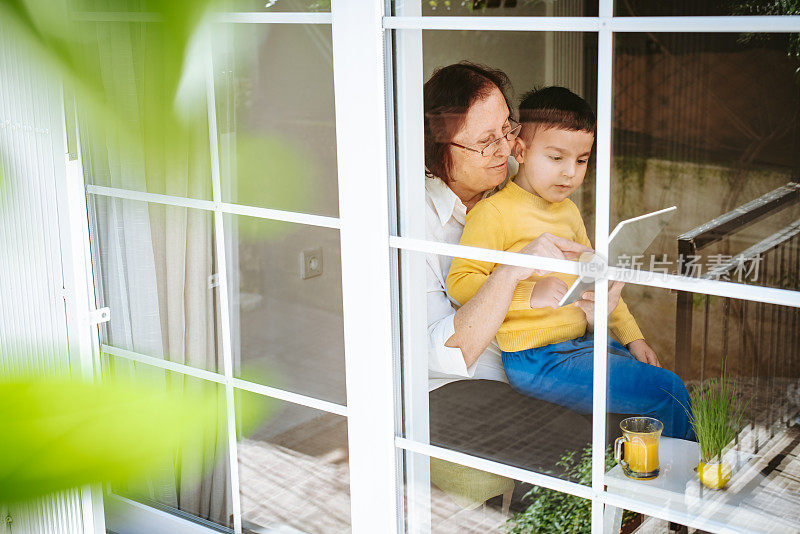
[447,233,594,366]
[446,264,520,367]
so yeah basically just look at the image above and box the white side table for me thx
[604,437,798,533]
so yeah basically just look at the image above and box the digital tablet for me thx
[557,206,677,307]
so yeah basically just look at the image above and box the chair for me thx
[429,457,515,515]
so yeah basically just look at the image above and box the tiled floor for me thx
[238,421,512,534]
[238,392,800,534]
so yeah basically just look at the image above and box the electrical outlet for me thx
[301,247,323,279]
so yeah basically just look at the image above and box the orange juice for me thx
[623,436,659,475]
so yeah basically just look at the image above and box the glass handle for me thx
[614,436,628,469]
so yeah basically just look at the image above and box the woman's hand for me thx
[506,232,594,282]
[626,339,662,367]
[530,276,568,308]
[574,280,625,330]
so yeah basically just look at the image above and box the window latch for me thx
[89,307,111,325]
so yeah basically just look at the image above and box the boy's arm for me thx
[447,201,536,311]
[573,206,593,250]
[609,297,645,345]
[446,201,502,306]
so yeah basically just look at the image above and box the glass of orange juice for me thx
[614,417,663,480]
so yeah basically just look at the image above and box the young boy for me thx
[446,86,693,440]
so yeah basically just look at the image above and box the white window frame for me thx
[71,8,352,534]
[67,2,800,534]
[387,4,800,534]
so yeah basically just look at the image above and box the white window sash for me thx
[203,38,246,534]
[389,237,800,309]
[386,4,800,534]
[392,1,432,531]
[86,185,341,229]
[591,4,613,528]
[101,344,348,416]
[383,15,800,33]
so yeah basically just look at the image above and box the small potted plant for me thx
[687,376,747,490]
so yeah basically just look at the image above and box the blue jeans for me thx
[502,334,694,440]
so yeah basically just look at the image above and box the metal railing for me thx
[675,182,800,449]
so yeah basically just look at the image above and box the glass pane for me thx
[89,197,223,373]
[402,450,630,533]
[213,23,338,216]
[237,391,351,532]
[103,357,232,530]
[225,214,346,404]
[615,0,798,16]
[223,0,330,12]
[395,30,598,241]
[77,20,212,199]
[412,0,596,16]
[400,249,618,483]
[612,32,800,290]
[419,31,597,123]
[394,31,617,479]
[605,283,800,533]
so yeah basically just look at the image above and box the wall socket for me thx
[300,247,323,279]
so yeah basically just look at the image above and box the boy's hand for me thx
[574,280,625,330]
[626,339,662,368]
[530,276,568,309]
[508,233,594,282]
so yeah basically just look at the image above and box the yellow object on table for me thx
[697,461,732,490]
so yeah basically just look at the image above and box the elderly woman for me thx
[424,62,599,471]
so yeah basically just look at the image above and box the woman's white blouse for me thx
[425,177,507,391]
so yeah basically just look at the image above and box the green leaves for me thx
[506,445,636,534]
[0,375,266,502]
[234,133,315,215]
[729,0,800,80]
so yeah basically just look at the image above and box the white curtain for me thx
[80,14,230,526]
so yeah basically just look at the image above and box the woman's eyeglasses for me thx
[449,121,521,157]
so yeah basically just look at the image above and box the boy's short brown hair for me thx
[518,86,596,140]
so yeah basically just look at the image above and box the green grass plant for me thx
[687,376,748,464]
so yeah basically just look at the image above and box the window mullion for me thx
[592,3,614,533]
[392,0,431,530]
[205,36,244,534]
[331,1,399,533]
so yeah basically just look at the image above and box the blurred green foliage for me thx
[1,0,319,237]
[0,374,267,502]
[233,132,317,237]
[0,0,214,118]
[0,0,222,195]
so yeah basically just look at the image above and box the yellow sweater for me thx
[446,180,644,352]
